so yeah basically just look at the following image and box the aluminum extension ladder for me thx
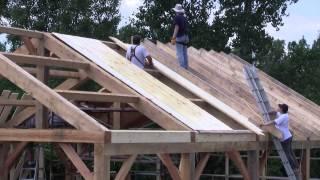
[19,160,38,180]
[243,65,299,180]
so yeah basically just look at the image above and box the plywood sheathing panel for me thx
[53,33,231,131]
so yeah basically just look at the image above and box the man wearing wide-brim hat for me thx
[171,4,189,69]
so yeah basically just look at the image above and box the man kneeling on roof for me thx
[126,35,153,69]
[261,103,300,175]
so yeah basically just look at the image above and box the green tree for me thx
[219,0,299,62]
[4,0,120,39]
[130,0,223,50]
[117,23,141,43]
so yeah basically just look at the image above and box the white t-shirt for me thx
[126,45,150,69]
[274,112,292,141]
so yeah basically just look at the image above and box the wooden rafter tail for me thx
[0,53,107,132]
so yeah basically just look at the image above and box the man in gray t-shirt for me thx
[126,35,153,69]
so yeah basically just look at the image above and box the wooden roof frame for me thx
[0,26,319,180]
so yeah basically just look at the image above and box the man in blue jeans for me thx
[171,4,189,69]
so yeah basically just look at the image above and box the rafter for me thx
[44,33,190,131]
[0,53,107,131]
[2,52,90,69]
[56,90,139,103]
[0,26,43,38]
[0,99,36,106]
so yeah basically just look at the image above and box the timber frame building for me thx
[0,26,319,180]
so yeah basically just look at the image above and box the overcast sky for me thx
[120,0,320,45]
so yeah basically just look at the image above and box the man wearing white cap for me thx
[171,4,189,69]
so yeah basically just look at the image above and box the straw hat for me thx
[172,4,185,13]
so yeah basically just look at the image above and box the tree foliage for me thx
[126,0,221,49]
[124,0,298,57]
[220,0,299,62]
[3,0,120,39]
[257,36,320,105]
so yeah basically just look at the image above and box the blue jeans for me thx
[176,35,189,69]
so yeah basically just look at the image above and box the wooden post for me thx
[247,150,259,180]
[179,153,195,180]
[156,159,161,180]
[225,153,229,180]
[76,144,83,180]
[94,143,110,180]
[36,38,48,180]
[301,147,310,180]
[113,102,121,129]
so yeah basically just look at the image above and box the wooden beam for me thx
[0,129,105,143]
[94,143,110,180]
[157,154,182,180]
[0,142,28,177]
[0,53,107,131]
[0,26,43,38]
[0,90,11,114]
[4,107,35,128]
[44,33,190,131]
[36,38,48,180]
[102,40,120,49]
[0,93,19,124]
[301,147,310,180]
[113,102,121,129]
[179,153,195,180]
[59,143,93,180]
[114,155,137,180]
[2,53,90,70]
[55,90,139,103]
[21,37,37,54]
[22,67,80,78]
[195,153,210,180]
[105,141,264,156]
[247,150,259,180]
[4,79,83,128]
[0,99,36,106]
[195,130,256,143]
[109,130,191,144]
[226,150,250,180]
